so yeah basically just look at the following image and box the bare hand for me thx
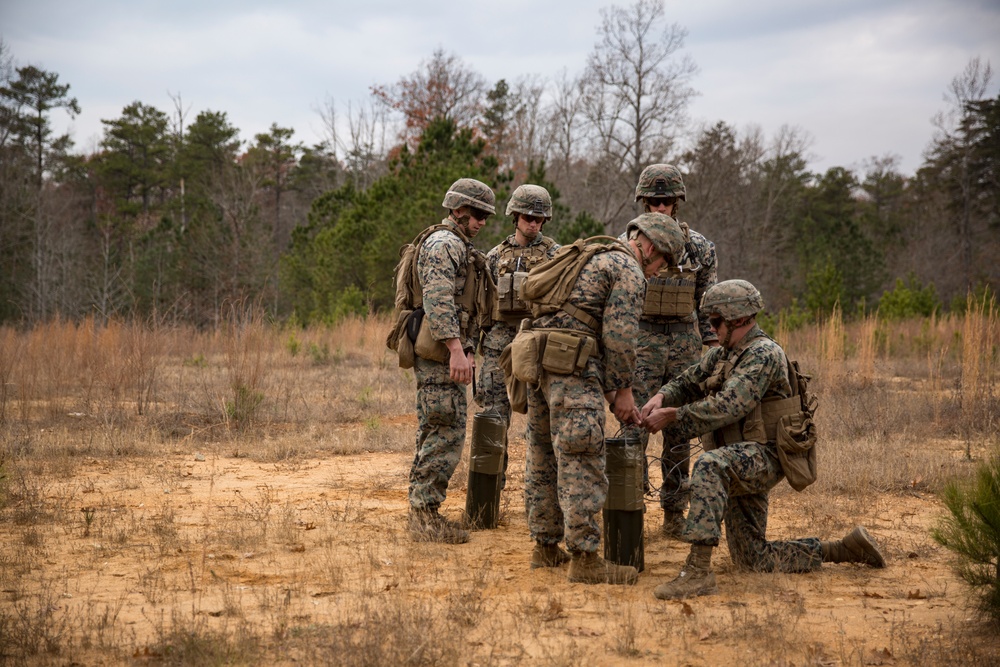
[612,388,641,425]
[640,393,665,422]
[447,341,473,385]
[643,407,677,433]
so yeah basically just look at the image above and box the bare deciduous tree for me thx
[930,56,994,292]
[581,0,697,228]
[372,48,485,146]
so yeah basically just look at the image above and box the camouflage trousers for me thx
[475,324,516,485]
[409,355,468,512]
[524,363,607,554]
[681,440,822,572]
[621,326,702,511]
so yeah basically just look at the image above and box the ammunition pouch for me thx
[643,278,696,318]
[495,271,531,322]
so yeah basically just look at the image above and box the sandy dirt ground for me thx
[4,408,996,666]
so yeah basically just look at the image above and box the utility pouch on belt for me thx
[539,330,597,375]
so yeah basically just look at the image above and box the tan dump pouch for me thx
[540,331,598,376]
[604,436,645,511]
[775,413,818,491]
[511,329,543,385]
[643,281,696,318]
[414,314,450,363]
[499,343,527,414]
[396,323,415,369]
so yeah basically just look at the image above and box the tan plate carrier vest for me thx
[697,339,803,451]
[494,237,557,325]
[642,222,699,319]
[386,223,494,364]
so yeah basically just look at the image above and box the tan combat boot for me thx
[662,510,686,539]
[408,508,470,544]
[821,526,886,567]
[653,544,718,599]
[530,542,571,569]
[567,550,639,585]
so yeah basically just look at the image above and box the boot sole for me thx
[849,526,886,568]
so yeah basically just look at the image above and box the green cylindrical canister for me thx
[603,434,645,571]
[465,412,506,529]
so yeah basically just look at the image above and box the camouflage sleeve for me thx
[418,232,466,342]
[546,241,561,258]
[671,340,787,441]
[690,230,718,343]
[659,346,722,407]
[486,244,502,283]
[600,252,645,391]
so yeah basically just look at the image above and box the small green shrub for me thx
[932,450,1000,625]
[879,274,941,319]
[285,333,301,357]
[307,342,330,366]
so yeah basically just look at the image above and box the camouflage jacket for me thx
[532,247,645,392]
[657,324,791,441]
[617,224,717,343]
[417,219,482,351]
[486,233,560,283]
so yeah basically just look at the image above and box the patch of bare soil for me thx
[2,410,996,666]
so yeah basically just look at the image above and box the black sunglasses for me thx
[645,197,677,209]
[709,315,725,330]
[467,207,491,221]
[519,213,546,224]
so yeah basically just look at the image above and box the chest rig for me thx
[697,333,801,450]
[642,222,700,320]
[495,237,556,324]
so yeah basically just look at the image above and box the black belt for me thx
[638,320,695,334]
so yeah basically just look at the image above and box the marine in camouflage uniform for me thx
[616,165,718,535]
[641,280,886,599]
[409,178,495,544]
[525,213,686,584]
[478,185,560,487]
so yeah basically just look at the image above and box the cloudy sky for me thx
[3,0,999,176]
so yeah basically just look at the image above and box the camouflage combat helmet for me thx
[625,212,685,263]
[442,178,496,214]
[634,164,687,202]
[506,184,552,219]
[700,279,764,320]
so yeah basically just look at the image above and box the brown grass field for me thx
[0,304,997,666]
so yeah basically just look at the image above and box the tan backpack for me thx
[519,236,632,331]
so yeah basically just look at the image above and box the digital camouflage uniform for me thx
[617,227,717,511]
[525,249,645,554]
[409,219,483,512]
[657,323,823,572]
[477,233,560,478]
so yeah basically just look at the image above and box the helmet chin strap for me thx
[450,210,472,236]
[633,237,657,271]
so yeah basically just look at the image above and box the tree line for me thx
[1,0,997,326]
